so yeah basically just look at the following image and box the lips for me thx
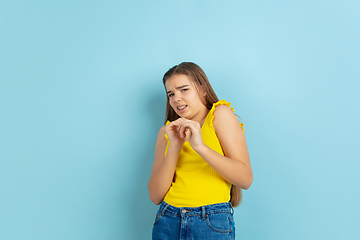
[177,105,188,112]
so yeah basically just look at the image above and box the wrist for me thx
[193,143,208,155]
[168,143,183,153]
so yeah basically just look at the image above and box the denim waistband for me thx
[158,201,234,218]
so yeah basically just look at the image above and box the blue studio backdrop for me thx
[1,1,359,239]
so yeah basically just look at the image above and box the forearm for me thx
[195,145,253,189]
[148,144,181,204]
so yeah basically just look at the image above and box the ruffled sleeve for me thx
[164,120,170,140]
[208,100,245,132]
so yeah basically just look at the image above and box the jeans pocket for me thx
[205,212,232,233]
[153,211,162,226]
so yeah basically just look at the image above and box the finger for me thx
[177,121,186,138]
[179,121,194,133]
[166,122,177,132]
[176,118,186,131]
[167,118,183,129]
[179,122,194,138]
[179,126,189,139]
[184,128,191,142]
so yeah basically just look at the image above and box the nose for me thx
[174,94,181,102]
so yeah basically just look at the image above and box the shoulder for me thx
[213,105,237,126]
[155,125,168,151]
[160,124,166,131]
[158,125,166,139]
[208,100,235,129]
[212,104,247,160]
[213,104,235,117]
[213,104,242,134]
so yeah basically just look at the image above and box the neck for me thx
[195,107,209,127]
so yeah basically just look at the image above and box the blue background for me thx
[1,0,359,239]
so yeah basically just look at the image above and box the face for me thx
[165,74,208,122]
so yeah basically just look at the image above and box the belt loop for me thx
[229,202,234,215]
[161,203,170,216]
[201,206,206,220]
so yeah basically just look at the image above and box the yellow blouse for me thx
[163,100,245,207]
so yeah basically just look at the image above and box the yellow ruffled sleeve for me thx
[208,100,245,132]
[164,120,170,140]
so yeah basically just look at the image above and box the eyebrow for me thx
[166,85,189,94]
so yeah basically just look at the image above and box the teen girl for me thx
[148,62,253,240]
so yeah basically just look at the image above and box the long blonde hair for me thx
[162,62,242,207]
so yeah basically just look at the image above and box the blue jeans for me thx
[152,201,235,240]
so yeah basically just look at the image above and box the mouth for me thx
[177,105,188,111]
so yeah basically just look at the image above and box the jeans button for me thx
[181,209,187,214]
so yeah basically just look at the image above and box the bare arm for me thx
[198,105,252,189]
[148,119,186,205]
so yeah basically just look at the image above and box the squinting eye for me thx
[182,89,188,92]
[168,93,174,98]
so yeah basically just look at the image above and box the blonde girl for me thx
[148,62,252,240]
